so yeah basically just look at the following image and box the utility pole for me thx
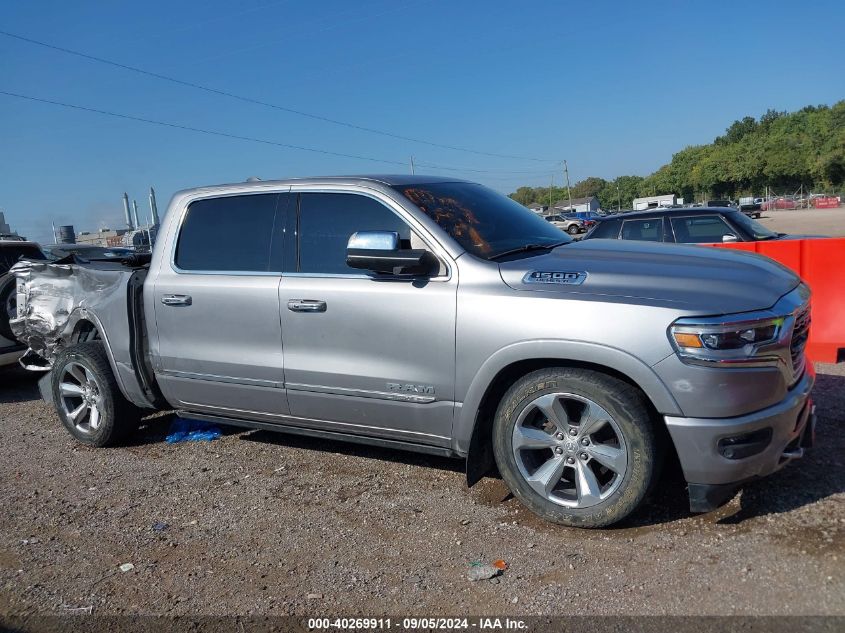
[549,175,554,210]
[563,160,572,211]
[410,156,415,175]
[617,182,621,212]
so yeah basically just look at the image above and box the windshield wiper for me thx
[489,241,569,260]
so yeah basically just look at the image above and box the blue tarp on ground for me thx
[165,418,222,443]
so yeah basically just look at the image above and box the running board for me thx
[176,410,457,458]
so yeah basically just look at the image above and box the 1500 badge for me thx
[523,271,587,285]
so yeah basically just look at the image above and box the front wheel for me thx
[492,368,660,528]
[51,341,141,447]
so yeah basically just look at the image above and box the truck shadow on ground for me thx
[0,366,41,404]
[240,428,466,473]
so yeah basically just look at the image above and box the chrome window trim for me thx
[168,184,455,281]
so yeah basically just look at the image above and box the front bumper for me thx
[665,367,815,511]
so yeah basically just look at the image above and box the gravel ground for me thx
[758,206,845,237]
[0,362,842,618]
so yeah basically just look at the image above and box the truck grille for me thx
[790,305,811,381]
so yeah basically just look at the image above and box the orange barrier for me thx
[707,238,844,363]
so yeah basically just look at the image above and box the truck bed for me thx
[11,255,161,409]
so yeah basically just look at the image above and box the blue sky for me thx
[1,0,843,243]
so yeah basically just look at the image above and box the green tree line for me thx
[510,101,845,210]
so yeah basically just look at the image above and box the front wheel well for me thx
[465,358,670,487]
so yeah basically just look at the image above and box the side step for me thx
[177,410,457,458]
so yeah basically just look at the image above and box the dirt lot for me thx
[0,360,842,618]
[758,206,845,237]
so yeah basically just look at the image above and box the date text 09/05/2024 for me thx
[307,617,528,630]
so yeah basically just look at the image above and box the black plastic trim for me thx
[127,269,166,408]
[688,482,741,512]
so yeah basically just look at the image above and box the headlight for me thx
[669,315,785,367]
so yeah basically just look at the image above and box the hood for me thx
[498,239,800,315]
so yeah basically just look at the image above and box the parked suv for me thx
[583,207,803,244]
[544,214,584,234]
[11,177,814,527]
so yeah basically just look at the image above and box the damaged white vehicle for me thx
[10,176,814,528]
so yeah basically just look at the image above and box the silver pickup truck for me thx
[11,176,815,527]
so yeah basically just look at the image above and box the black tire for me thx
[492,367,660,528]
[51,341,142,447]
[0,276,17,341]
[567,224,580,235]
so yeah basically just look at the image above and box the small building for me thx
[551,196,601,214]
[527,202,548,214]
[75,228,129,247]
[632,194,677,211]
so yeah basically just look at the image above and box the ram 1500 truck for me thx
[11,176,815,528]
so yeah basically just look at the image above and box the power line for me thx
[415,160,561,175]
[0,90,408,166]
[0,29,557,163]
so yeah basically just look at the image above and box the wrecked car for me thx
[11,176,815,528]
[1,240,46,367]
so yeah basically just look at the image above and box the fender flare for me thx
[453,339,682,456]
[61,308,132,401]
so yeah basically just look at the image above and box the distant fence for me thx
[707,238,845,363]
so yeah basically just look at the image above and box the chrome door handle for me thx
[161,294,192,306]
[287,299,327,313]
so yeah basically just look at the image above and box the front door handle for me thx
[161,294,192,307]
[287,299,327,313]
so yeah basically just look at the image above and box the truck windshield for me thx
[394,182,571,259]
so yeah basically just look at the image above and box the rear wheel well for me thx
[466,358,671,486]
[71,319,101,344]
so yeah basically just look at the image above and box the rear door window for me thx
[175,193,290,272]
[670,215,737,243]
[620,219,663,241]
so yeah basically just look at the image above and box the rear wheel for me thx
[492,368,660,528]
[567,224,580,235]
[51,342,141,447]
[0,277,17,340]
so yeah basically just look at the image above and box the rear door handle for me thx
[287,299,327,313]
[161,294,192,306]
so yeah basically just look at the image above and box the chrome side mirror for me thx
[346,231,436,276]
[347,230,400,251]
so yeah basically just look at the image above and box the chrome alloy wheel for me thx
[58,362,104,434]
[511,392,628,508]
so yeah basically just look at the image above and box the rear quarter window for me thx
[588,220,620,239]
